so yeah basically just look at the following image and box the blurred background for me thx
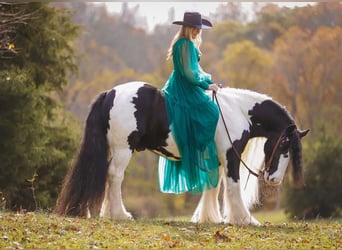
[0,2,341,220]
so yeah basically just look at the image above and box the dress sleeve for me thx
[174,39,214,89]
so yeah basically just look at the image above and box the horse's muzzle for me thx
[263,172,282,186]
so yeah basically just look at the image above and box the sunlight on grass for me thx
[253,209,288,224]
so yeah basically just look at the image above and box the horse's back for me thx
[106,81,170,153]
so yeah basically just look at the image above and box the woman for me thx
[159,12,220,194]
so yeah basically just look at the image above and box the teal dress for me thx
[158,38,220,194]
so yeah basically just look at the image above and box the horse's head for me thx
[263,125,309,187]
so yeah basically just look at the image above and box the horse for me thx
[55,81,309,225]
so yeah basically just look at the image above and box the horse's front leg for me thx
[222,176,260,225]
[222,150,260,225]
[100,148,133,220]
[191,168,223,223]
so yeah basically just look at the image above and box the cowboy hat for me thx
[173,12,212,29]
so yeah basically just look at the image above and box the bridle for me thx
[213,91,294,183]
[262,124,295,175]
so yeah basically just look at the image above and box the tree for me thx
[216,40,273,90]
[210,2,248,23]
[0,3,79,90]
[283,134,342,219]
[0,3,80,210]
[0,3,35,58]
[295,2,342,32]
[245,3,295,49]
[206,20,246,50]
[300,26,342,136]
[272,26,311,122]
[272,26,342,136]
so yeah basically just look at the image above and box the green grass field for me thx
[0,211,341,249]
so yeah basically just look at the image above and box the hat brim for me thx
[172,18,212,29]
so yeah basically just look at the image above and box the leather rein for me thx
[212,91,293,180]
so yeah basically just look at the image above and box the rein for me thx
[212,92,260,178]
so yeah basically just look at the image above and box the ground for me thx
[0,210,341,249]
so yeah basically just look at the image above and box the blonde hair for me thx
[166,26,202,60]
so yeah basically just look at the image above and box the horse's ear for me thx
[286,124,296,134]
[299,129,310,138]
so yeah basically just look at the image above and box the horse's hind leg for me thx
[191,167,223,223]
[191,185,222,223]
[100,148,132,219]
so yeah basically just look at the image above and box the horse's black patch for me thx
[102,88,116,130]
[248,100,294,135]
[226,129,250,182]
[128,84,177,159]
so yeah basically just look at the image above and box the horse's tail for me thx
[55,92,109,217]
[240,137,266,209]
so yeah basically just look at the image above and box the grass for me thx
[253,209,288,224]
[0,210,341,249]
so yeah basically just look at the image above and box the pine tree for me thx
[0,3,80,210]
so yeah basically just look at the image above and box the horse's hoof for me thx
[126,213,134,220]
[250,217,261,226]
[223,215,260,226]
[190,214,199,223]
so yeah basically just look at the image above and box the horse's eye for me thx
[280,137,290,148]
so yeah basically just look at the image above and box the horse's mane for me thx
[213,87,272,125]
[221,87,271,104]
[219,87,294,128]
[240,137,266,209]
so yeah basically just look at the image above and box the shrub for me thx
[283,134,342,219]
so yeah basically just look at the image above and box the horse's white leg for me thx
[100,148,132,219]
[222,176,260,225]
[191,167,223,223]
[191,185,222,223]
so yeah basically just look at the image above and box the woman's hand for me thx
[208,83,220,92]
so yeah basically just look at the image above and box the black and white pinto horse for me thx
[56,81,309,225]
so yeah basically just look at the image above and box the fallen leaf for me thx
[162,233,170,242]
[214,230,231,243]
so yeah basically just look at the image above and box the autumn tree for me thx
[295,2,342,32]
[300,26,342,136]
[272,26,310,122]
[210,2,248,23]
[206,20,246,50]
[216,40,273,90]
[245,3,294,49]
[272,26,342,136]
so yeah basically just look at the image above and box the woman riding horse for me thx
[159,12,221,194]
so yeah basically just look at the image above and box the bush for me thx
[283,134,342,219]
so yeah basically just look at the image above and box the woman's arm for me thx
[175,39,214,90]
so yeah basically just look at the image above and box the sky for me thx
[95,2,316,31]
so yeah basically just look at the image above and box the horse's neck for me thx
[223,88,295,135]
[219,87,271,118]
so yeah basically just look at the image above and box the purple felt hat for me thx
[173,12,212,29]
